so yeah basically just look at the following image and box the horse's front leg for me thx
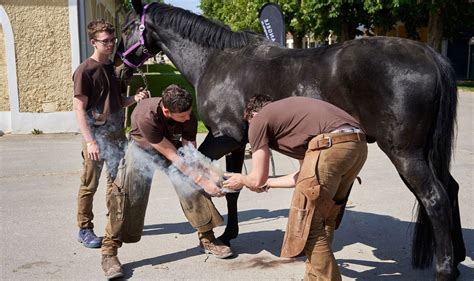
[198,132,247,246]
[218,145,246,246]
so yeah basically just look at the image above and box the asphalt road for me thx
[0,92,472,280]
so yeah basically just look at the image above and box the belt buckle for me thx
[322,136,332,148]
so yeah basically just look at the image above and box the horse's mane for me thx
[150,3,257,49]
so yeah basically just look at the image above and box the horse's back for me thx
[302,37,448,143]
[200,36,453,144]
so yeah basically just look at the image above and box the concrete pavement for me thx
[0,92,472,280]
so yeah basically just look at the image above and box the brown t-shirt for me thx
[249,97,361,159]
[130,97,197,151]
[73,58,123,126]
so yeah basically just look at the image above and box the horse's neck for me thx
[158,29,213,87]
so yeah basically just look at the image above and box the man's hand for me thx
[86,141,100,161]
[247,183,269,193]
[223,173,245,190]
[134,87,150,102]
[199,177,225,197]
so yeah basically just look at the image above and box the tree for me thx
[200,0,321,48]
[426,0,474,52]
[200,0,473,51]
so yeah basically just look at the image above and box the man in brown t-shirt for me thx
[224,95,368,281]
[73,19,149,250]
[101,85,232,279]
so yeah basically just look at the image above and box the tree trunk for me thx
[292,33,303,49]
[340,22,356,42]
[427,7,443,52]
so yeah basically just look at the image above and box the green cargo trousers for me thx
[101,141,224,256]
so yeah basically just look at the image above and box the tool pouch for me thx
[109,157,152,243]
[176,187,224,233]
[281,138,335,258]
[165,161,224,234]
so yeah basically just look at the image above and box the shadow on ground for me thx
[123,208,473,280]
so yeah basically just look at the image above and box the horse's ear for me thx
[131,0,143,15]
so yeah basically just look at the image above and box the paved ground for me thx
[0,92,472,280]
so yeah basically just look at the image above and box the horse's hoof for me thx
[455,267,460,278]
[435,270,457,281]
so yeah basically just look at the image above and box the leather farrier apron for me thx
[280,132,365,258]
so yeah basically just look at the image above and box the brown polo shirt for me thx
[249,97,361,159]
[73,58,123,126]
[129,97,197,151]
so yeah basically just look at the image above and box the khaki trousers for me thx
[77,130,126,229]
[302,134,368,281]
[101,141,223,256]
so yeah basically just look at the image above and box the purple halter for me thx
[118,3,156,69]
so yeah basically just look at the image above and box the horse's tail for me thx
[412,49,458,269]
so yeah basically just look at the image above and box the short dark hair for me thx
[162,84,193,113]
[87,19,115,40]
[243,95,273,121]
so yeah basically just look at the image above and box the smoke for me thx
[92,111,127,180]
[174,144,239,194]
[124,142,237,197]
[91,115,237,197]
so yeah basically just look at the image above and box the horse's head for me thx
[117,0,160,78]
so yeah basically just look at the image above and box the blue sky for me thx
[165,0,202,14]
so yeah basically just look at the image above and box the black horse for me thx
[117,1,464,280]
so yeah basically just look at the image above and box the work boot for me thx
[101,255,124,280]
[78,228,102,248]
[200,238,233,259]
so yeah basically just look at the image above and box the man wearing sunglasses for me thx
[73,19,149,250]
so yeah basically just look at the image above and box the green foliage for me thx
[439,0,474,39]
[200,0,266,32]
[200,0,323,47]
[199,0,473,46]
[31,129,43,135]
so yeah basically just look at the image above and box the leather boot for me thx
[199,231,233,259]
[101,255,124,280]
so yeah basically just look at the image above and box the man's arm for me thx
[223,145,270,192]
[265,160,303,189]
[73,95,100,161]
[121,87,149,107]
[266,171,299,188]
[150,138,223,196]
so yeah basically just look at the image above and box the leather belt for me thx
[308,132,366,150]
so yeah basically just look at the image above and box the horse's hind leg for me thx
[388,150,456,280]
[448,173,465,275]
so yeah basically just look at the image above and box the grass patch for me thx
[197,121,208,134]
[457,80,474,92]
